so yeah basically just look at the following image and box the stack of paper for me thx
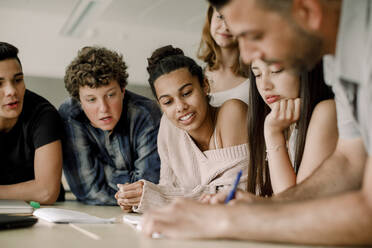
[33,208,115,224]
[0,200,33,214]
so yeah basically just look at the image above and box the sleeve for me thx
[61,119,117,205]
[332,82,361,140]
[362,28,372,155]
[133,172,247,214]
[32,105,63,149]
[323,55,361,140]
[130,108,161,184]
[132,181,218,213]
[132,119,248,213]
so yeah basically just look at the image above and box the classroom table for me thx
[0,196,353,248]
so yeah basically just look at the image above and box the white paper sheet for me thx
[33,208,115,224]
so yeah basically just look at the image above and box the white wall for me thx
[26,76,155,109]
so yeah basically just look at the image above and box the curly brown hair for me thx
[64,46,128,100]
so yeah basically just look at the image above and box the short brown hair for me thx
[64,46,128,100]
[208,0,292,13]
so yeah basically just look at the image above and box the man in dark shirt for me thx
[0,41,64,204]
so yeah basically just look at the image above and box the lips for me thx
[178,112,195,124]
[219,33,233,38]
[99,116,113,124]
[4,100,20,109]
[266,95,280,104]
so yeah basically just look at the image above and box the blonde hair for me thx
[197,5,245,76]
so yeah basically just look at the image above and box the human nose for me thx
[239,41,263,65]
[99,99,109,113]
[260,74,273,91]
[221,19,229,31]
[4,82,17,96]
[175,98,187,112]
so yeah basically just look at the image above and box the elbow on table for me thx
[37,184,61,205]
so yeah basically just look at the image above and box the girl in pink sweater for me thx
[115,45,249,213]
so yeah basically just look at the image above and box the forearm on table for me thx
[222,190,372,245]
[271,146,364,203]
[0,179,61,204]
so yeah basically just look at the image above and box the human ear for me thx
[292,0,323,31]
[202,77,210,95]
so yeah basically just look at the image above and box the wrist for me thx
[264,125,284,138]
[264,129,286,147]
[214,205,234,238]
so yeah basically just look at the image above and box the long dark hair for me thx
[247,62,334,196]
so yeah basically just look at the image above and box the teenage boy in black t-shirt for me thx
[0,42,64,204]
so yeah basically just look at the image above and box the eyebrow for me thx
[82,87,117,98]
[235,29,260,38]
[0,72,24,81]
[158,83,193,101]
[262,59,281,66]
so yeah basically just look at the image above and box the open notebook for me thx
[0,200,33,214]
[33,208,115,224]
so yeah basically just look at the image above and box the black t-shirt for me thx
[0,90,63,185]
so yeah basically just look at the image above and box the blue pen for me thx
[224,170,243,204]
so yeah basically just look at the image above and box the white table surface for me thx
[0,197,350,248]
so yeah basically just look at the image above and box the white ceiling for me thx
[0,0,209,85]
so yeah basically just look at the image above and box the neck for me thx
[321,0,342,55]
[188,106,216,151]
[219,46,239,69]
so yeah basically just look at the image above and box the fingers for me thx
[231,190,256,204]
[116,181,144,208]
[210,190,229,205]
[199,194,211,203]
[117,181,144,191]
[120,204,132,213]
[117,189,143,199]
[267,98,301,129]
[293,98,301,121]
[142,210,168,238]
[142,201,185,238]
[116,181,144,199]
[117,196,142,206]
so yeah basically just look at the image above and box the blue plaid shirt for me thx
[59,90,161,205]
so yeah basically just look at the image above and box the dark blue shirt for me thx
[59,90,161,205]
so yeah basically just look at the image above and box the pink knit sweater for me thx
[133,115,249,213]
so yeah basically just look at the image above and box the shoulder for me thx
[311,99,336,121]
[23,90,60,121]
[218,99,248,123]
[124,90,161,125]
[308,99,337,131]
[22,90,64,142]
[216,99,248,147]
[24,90,56,111]
[58,97,84,122]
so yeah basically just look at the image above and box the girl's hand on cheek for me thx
[264,98,300,135]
